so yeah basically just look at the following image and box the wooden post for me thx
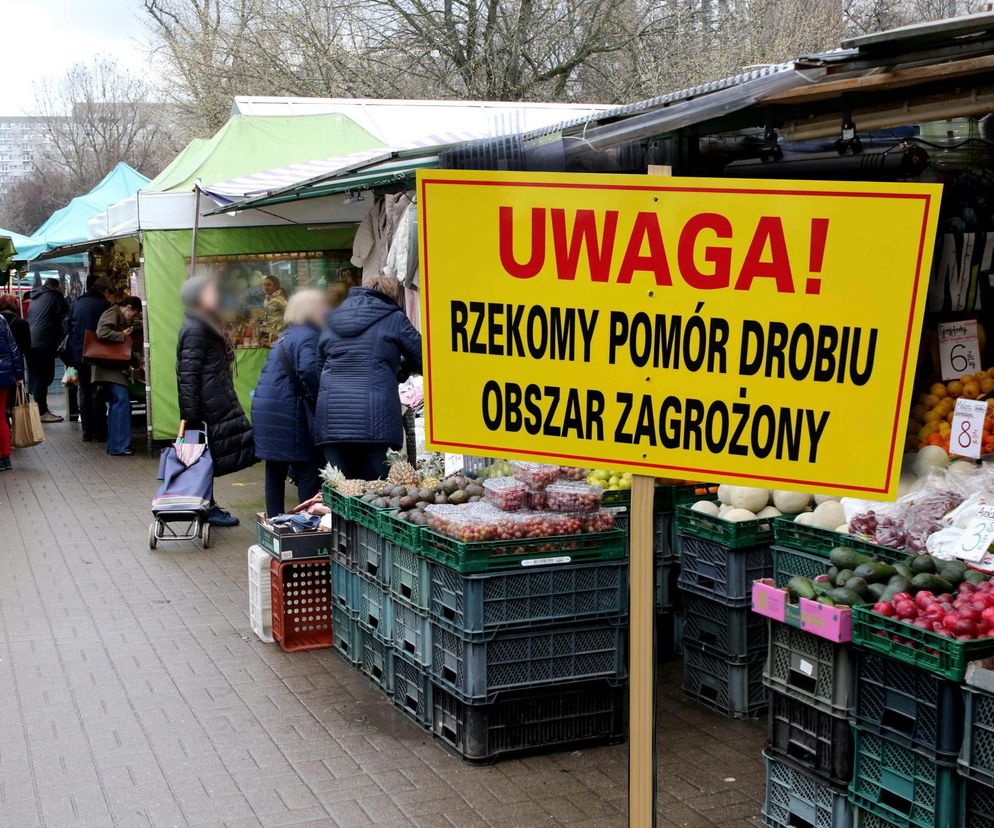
[629,163,671,828]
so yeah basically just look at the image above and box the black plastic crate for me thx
[656,559,679,612]
[682,593,767,660]
[959,686,994,786]
[393,651,433,728]
[677,533,771,607]
[681,646,766,719]
[763,621,854,717]
[767,690,853,787]
[961,777,994,828]
[430,679,625,763]
[359,621,394,694]
[854,649,963,759]
[762,751,851,828]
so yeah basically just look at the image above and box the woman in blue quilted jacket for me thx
[252,289,326,516]
[0,312,25,471]
[314,274,422,480]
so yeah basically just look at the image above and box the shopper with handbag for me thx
[252,289,325,516]
[93,297,141,456]
[177,276,256,527]
[67,275,112,442]
[0,312,24,470]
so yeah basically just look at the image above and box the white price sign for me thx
[444,453,464,477]
[951,398,988,458]
[939,319,982,381]
[957,501,994,563]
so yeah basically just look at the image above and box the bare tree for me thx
[0,167,73,235]
[33,59,175,195]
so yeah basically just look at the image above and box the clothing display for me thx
[351,193,410,279]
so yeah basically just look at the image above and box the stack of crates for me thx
[959,677,994,828]
[675,502,773,718]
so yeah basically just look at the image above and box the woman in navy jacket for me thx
[252,289,326,516]
[314,275,422,480]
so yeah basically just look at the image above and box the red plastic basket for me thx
[270,558,333,652]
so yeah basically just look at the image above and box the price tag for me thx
[939,319,982,380]
[950,398,988,458]
[444,453,464,477]
[957,501,994,563]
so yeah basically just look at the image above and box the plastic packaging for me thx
[511,460,560,489]
[558,465,588,481]
[426,503,499,542]
[482,477,528,511]
[526,487,548,510]
[547,481,604,513]
[583,509,618,533]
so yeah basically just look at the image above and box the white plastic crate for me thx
[248,545,274,643]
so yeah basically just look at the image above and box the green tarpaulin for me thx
[147,114,384,192]
[144,226,356,440]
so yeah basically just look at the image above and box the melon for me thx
[756,505,782,519]
[772,490,812,515]
[911,445,950,478]
[810,500,846,530]
[729,487,770,513]
[690,500,720,516]
[722,508,757,522]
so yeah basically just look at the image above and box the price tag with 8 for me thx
[951,398,988,459]
[957,500,994,563]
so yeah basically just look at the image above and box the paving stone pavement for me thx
[0,415,766,827]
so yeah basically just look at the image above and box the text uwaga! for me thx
[450,301,873,463]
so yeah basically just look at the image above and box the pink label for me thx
[752,579,786,622]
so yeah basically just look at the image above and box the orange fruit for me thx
[964,382,981,399]
[948,380,964,397]
[947,410,956,422]
[928,433,945,446]
[924,409,941,423]
[923,394,940,408]
[930,383,948,398]
[962,374,976,384]
[919,424,938,440]
[982,378,994,394]
[911,404,927,420]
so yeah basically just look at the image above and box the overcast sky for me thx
[3,0,151,114]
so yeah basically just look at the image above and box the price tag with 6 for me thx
[938,319,982,381]
[957,501,994,563]
[951,398,988,459]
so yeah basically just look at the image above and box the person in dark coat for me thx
[94,297,141,456]
[314,274,422,480]
[0,294,29,373]
[176,276,256,527]
[252,289,325,516]
[26,278,69,421]
[0,313,24,471]
[67,274,113,442]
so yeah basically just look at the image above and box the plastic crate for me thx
[390,542,430,611]
[851,605,994,682]
[379,512,423,551]
[849,728,960,828]
[356,523,391,585]
[655,559,678,612]
[358,575,393,642]
[429,620,626,702]
[351,496,387,531]
[248,545,273,644]
[677,533,772,607]
[959,686,994,786]
[657,610,680,662]
[675,503,774,548]
[762,751,851,828]
[426,560,627,636]
[431,679,625,763]
[392,652,433,728]
[269,558,332,652]
[764,621,854,716]
[391,597,431,665]
[961,778,994,828]
[682,593,767,660]
[773,517,907,563]
[681,646,766,719]
[360,622,394,694]
[331,559,361,614]
[332,604,362,665]
[421,529,626,575]
[854,649,963,758]
[330,512,356,565]
[771,544,832,588]
[322,484,353,518]
[768,690,853,787]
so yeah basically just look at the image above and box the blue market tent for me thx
[0,226,37,263]
[23,163,150,262]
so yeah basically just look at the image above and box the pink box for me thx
[798,597,852,643]
[752,579,786,622]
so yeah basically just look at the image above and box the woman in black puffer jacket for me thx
[176,276,256,527]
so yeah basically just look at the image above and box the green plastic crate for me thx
[351,497,388,531]
[321,484,353,519]
[771,544,831,588]
[675,503,774,548]
[379,511,423,551]
[773,517,907,563]
[849,727,960,828]
[851,604,994,682]
[421,529,626,575]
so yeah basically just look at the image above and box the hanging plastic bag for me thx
[61,366,78,386]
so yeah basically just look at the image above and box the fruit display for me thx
[787,546,989,609]
[585,469,634,491]
[511,461,561,489]
[691,486,839,525]
[527,488,548,510]
[425,502,616,542]
[483,477,528,511]
[558,465,588,480]
[546,481,604,513]
[906,371,994,454]
[476,459,513,479]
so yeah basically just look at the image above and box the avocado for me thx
[817,595,835,606]
[829,547,873,570]
[910,555,937,575]
[826,566,839,582]
[845,576,871,597]
[787,576,816,602]
[853,562,897,583]
[911,573,954,593]
[829,587,866,606]
[867,583,887,600]
[835,569,854,588]
[893,563,914,580]
[882,578,911,601]
[938,567,965,587]
[965,569,989,585]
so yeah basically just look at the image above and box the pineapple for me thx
[338,479,368,496]
[320,464,345,487]
[387,454,421,487]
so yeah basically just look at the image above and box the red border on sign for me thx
[419,176,934,495]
